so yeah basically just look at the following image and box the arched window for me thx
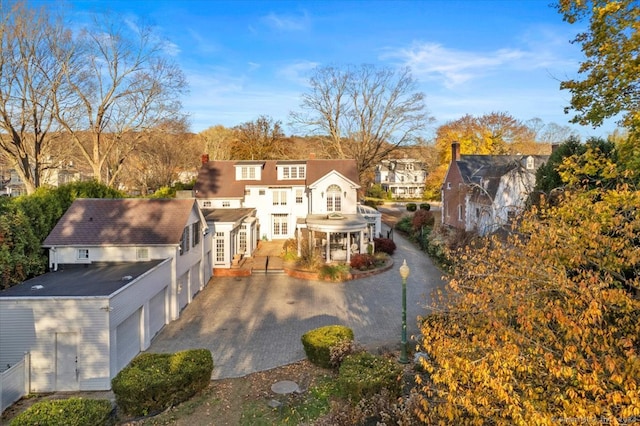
[326,184,342,212]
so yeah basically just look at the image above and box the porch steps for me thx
[251,256,286,275]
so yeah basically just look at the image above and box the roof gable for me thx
[43,198,198,247]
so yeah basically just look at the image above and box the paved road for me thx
[147,223,447,380]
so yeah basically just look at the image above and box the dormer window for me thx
[235,162,262,180]
[279,165,306,180]
[526,156,535,170]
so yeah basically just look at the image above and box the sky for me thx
[51,0,619,139]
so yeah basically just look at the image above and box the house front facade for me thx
[375,158,427,199]
[194,158,381,268]
[442,142,548,235]
[0,198,212,392]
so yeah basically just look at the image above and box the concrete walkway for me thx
[147,223,447,380]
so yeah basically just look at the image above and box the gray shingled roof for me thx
[457,155,548,199]
[42,198,198,247]
[193,159,360,199]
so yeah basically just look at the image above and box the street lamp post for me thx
[399,259,410,364]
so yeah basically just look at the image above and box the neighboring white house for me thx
[442,142,549,235]
[193,158,382,268]
[375,158,427,199]
[0,198,212,392]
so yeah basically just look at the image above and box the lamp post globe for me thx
[399,259,410,364]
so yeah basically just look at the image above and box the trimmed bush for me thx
[318,263,350,281]
[302,325,354,368]
[394,216,413,234]
[350,253,376,270]
[405,203,417,212]
[111,349,213,417]
[373,237,396,255]
[9,398,112,426]
[337,352,403,402]
[419,203,431,211]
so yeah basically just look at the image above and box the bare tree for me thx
[198,125,235,160]
[290,64,431,183]
[0,1,68,194]
[231,115,288,160]
[52,12,188,186]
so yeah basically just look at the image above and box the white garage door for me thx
[149,288,167,339]
[116,309,141,371]
[178,273,189,311]
[190,263,200,299]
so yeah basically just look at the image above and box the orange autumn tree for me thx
[415,148,640,424]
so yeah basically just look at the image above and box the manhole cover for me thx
[271,380,299,395]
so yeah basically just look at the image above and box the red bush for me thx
[412,209,435,231]
[350,254,376,270]
[373,238,396,255]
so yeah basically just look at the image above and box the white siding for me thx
[148,288,167,339]
[0,298,109,392]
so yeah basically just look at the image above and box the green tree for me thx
[557,0,640,134]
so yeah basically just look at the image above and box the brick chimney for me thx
[309,152,316,160]
[451,142,460,161]
[201,154,209,165]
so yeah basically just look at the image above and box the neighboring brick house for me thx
[375,158,427,198]
[0,198,212,392]
[193,157,382,268]
[442,142,548,235]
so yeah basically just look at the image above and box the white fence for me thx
[0,352,30,414]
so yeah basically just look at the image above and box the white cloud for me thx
[277,60,319,86]
[262,11,310,32]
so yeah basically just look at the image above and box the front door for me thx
[272,214,289,238]
[56,332,79,391]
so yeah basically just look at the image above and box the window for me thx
[192,222,200,247]
[296,189,303,204]
[203,201,211,208]
[526,156,535,170]
[447,182,451,190]
[222,201,230,207]
[239,229,247,253]
[326,184,342,212]
[406,163,414,171]
[458,205,463,221]
[240,166,256,180]
[273,190,287,206]
[280,165,306,180]
[273,214,288,236]
[259,189,265,196]
[215,232,225,262]
[244,189,250,196]
[180,227,190,255]
[136,248,149,259]
[77,249,89,260]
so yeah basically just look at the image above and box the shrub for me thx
[111,349,213,417]
[373,237,396,255]
[9,398,113,426]
[419,203,431,211]
[337,352,403,402]
[350,253,376,270]
[406,203,417,211]
[318,263,350,281]
[301,325,355,368]
[394,216,413,234]
[412,209,435,231]
[329,339,365,369]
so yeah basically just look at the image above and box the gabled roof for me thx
[43,198,198,247]
[456,155,548,199]
[193,159,360,198]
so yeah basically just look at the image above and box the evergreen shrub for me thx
[301,325,354,368]
[337,352,403,402]
[111,349,213,416]
[9,398,113,426]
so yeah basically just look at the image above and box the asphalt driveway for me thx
[147,223,447,379]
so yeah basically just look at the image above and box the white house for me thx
[0,198,212,392]
[375,158,427,199]
[193,158,382,268]
[442,142,549,235]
